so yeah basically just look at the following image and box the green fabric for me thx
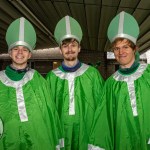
[5,66,25,81]
[118,61,140,75]
[107,13,119,43]
[6,18,20,47]
[54,16,83,45]
[46,64,104,150]
[0,70,63,150]
[89,63,150,150]
[135,51,140,63]
[123,12,139,40]
[6,17,36,51]
[107,11,139,44]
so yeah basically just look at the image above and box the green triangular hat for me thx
[107,11,139,44]
[54,15,83,45]
[6,17,36,52]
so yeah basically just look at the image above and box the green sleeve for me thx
[89,79,114,150]
[34,71,64,148]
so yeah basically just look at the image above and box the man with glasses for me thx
[88,11,150,150]
[46,15,104,150]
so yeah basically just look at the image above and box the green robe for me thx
[0,68,63,150]
[46,63,104,150]
[88,63,150,150]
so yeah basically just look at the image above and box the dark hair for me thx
[111,38,136,50]
[61,38,79,47]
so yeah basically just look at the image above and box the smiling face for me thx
[112,38,136,68]
[9,46,31,69]
[60,38,80,63]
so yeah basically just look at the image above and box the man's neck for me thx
[61,60,81,72]
[118,60,140,75]
[11,63,28,70]
[120,59,135,69]
[63,59,78,67]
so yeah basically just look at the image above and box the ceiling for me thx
[0,0,150,54]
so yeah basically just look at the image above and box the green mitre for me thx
[107,11,139,44]
[6,17,36,52]
[54,15,83,45]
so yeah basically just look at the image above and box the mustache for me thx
[65,52,75,54]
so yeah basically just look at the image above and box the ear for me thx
[78,45,81,53]
[134,46,138,54]
[135,46,139,51]
[8,50,12,58]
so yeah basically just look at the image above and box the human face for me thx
[60,39,80,62]
[9,46,31,69]
[112,39,136,68]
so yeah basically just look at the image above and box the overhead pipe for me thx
[9,0,57,45]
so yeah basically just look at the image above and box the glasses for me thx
[112,45,131,52]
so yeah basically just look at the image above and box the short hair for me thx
[111,38,136,50]
[61,38,79,47]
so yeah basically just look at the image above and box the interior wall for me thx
[0,51,116,80]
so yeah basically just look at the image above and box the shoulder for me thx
[81,63,96,72]
[105,72,116,85]
[0,70,6,82]
[140,63,150,77]
[83,63,103,76]
[30,69,47,83]
[0,70,5,75]
[46,67,60,78]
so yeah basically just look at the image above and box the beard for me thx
[65,56,76,61]
[63,52,77,61]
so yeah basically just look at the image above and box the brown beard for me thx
[63,52,77,61]
[65,56,76,61]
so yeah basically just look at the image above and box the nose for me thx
[18,48,23,53]
[68,44,72,51]
[119,48,124,54]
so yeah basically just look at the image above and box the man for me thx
[88,11,150,150]
[46,15,104,150]
[0,17,63,150]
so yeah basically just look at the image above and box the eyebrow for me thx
[115,44,130,48]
